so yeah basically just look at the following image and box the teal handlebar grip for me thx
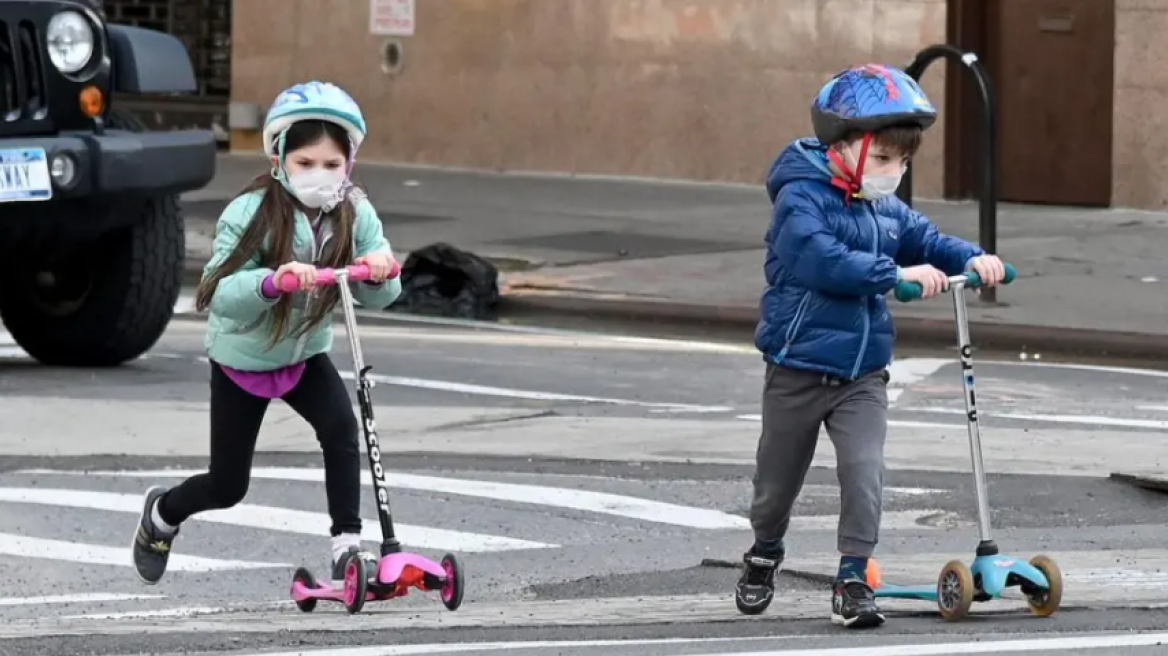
[893,262,1017,303]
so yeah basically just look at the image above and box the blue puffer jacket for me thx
[754,138,983,379]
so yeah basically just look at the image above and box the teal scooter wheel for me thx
[937,560,975,622]
[1025,555,1063,617]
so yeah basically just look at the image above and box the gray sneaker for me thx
[132,486,178,585]
[331,547,379,586]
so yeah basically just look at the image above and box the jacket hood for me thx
[765,138,835,203]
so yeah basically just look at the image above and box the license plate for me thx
[0,148,52,203]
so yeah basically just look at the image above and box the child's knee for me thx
[316,408,359,450]
[208,477,249,509]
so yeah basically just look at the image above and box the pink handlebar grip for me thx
[275,261,401,293]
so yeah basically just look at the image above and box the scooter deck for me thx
[873,583,938,601]
[872,553,1052,602]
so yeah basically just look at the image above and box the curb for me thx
[498,293,1168,360]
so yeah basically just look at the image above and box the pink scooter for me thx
[276,262,464,615]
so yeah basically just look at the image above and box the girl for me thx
[131,81,400,586]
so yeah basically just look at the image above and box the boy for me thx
[733,64,1005,629]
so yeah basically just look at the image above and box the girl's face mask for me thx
[271,134,352,211]
[287,168,346,209]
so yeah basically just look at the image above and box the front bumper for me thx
[0,128,216,201]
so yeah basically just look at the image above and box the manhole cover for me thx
[492,230,755,258]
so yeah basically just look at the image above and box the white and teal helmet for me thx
[262,81,367,161]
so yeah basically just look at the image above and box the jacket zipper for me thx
[850,205,881,379]
[774,290,812,364]
[290,211,329,363]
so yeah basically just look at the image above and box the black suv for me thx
[0,0,215,366]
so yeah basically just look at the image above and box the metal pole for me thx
[896,45,999,303]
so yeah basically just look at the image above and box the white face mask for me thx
[860,170,905,200]
[842,144,905,200]
[287,168,346,210]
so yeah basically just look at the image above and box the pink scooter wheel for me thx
[343,553,368,614]
[291,567,318,613]
[440,553,464,611]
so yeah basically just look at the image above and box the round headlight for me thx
[46,11,95,74]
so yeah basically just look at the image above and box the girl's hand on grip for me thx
[275,261,317,291]
[354,252,396,282]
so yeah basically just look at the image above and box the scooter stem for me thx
[952,279,997,552]
[334,270,401,553]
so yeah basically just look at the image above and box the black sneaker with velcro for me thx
[831,578,885,628]
[735,550,783,614]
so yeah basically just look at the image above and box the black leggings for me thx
[158,354,362,536]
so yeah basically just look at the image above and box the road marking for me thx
[735,414,960,430]
[0,532,286,571]
[912,407,1168,430]
[1067,567,1168,588]
[981,358,1168,379]
[61,605,249,620]
[798,484,941,497]
[348,370,734,413]
[232,637,784,656]
[203,632,1168,656]
[887,358,950,405]
[27,467,748,530]
[192,356,733,414]
[0,593,167,607]
[372,312,758,350]
[0,487,554,553]
[347,324,758,355]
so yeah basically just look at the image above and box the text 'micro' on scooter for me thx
[872,262,1063,622]
[275,262,465,615]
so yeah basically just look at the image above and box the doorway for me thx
[945,0,1115,206]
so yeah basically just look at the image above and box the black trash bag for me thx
[394,242,499,319]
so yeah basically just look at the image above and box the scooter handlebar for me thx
[893,262,1016,303]
[275,261,402,293]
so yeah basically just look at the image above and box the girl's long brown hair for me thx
[194,120,356,349]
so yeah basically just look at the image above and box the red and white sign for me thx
[370,0,414,36]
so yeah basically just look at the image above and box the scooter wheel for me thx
[1025,555,1063,617]
[343,552,368,615]
[936,560,975,622]
[440,553,465,611]
[291,567,318,613]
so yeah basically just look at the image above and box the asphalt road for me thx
[1,310,1167,656]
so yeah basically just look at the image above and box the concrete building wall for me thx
[229,0,947,198]
[1113,0,1168,208]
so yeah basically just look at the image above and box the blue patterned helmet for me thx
[262,81,367,159]
[810,64,936,146]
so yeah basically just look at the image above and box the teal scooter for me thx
[874,262,1063,622]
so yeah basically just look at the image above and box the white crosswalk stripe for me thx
[0,465,959,586]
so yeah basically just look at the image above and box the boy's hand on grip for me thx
[900,264,949,299]
[970,254,1006,287]
[274,261,318,291]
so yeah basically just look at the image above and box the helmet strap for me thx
[827,133,872,205]
[271,129,290,184]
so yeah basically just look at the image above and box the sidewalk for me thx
[183,154,1168,358]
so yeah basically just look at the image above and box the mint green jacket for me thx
[202,188,402,371]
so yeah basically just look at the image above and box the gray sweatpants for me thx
[749,363,889,558]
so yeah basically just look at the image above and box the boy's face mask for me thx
[838,140,907,200]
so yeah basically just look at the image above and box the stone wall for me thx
[1113,0,1168,208]
[230,0,947,196]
